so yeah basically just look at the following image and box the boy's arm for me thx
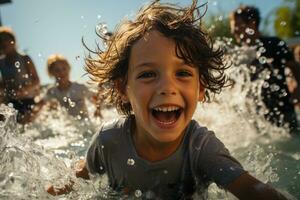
[46,159,89,196]
[227,173,288,200]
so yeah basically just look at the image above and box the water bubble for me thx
[69,101,76,108]
[96,23,108,35]
[280,21,286,26]
[135,189,142,197]
[100,166,103,170]
[97,15,101,19]
[218,15,223,21]
[246,38,251,44]
[75,55,80,61]
[23,74,29,79]
[163,170,168,174]
[10,40,15,45]
[245,27,255,35]
[63,97,68,102]
[258,47,266,53]
[15,61,20,68]
[81,15,84,19]
[239,33,244,39]
[258,56,267,64]
[278,41,285,46]
[127,158,135,166]
[262,82,269,88]
[101,145,104,149]
[212,1,217,6]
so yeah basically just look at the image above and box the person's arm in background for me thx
[15,56,41,99]
[227,173,288,200]
[286,60,300,104]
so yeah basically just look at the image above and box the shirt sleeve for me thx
[85,129,106,175]
[44,87,55,101]
[191,129,246,188]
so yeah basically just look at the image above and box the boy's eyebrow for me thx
[133,60,190,69]
[133,62,156,69]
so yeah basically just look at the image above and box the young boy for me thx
[0,26,42,124]
[45,54,100,119]
[48,1,288,199]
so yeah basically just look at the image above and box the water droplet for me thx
[100,166,103,170]
[163,170,168,174]
[127,158,135,166]
[245,27,255,35]
[259,56,267,64]
[278,41,285,46]
[63,97,68,102]
[96,23,108,35]
[101,145,104,149]
[81,15,84,19]
[15,61,20,68]
[75,55,80,61]
[97,15,101,19]
[135,189,142,197]
[280,21,286,26]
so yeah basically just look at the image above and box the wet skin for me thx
[124,30,205,161]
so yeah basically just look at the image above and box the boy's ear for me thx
[115,79,129,103]
[198,86,205,102]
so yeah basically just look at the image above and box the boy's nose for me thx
[158,75,177,96]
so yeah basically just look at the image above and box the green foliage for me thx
[203,14,232,41]
[274,0,300,38]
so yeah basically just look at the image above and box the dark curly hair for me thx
[0,26,16,44]
[230,5,261,28]
[85,0,229,116]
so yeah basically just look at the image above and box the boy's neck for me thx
[57,80,71,90]
[6,50,18,59]
[132,124,185,162]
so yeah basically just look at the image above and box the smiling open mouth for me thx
[151,106,182,125]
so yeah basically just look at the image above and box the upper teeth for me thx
[153,106,180,112]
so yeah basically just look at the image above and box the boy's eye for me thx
[137,71,156,79]
[176,70,193,77]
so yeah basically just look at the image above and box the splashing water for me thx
[1,43,300,200]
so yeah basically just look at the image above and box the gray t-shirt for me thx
[45,82,93,118]
[86,116,245,199]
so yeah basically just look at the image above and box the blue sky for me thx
[1,0,284,84]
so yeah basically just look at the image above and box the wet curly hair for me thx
[85,0,229,116]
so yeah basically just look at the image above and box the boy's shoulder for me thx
[187,120,219,149]
[97,116,129,138]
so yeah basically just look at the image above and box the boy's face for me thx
[125,30,205,144]
[51,61,70,82]
[230,16,256,44]
[0,39,16,55]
